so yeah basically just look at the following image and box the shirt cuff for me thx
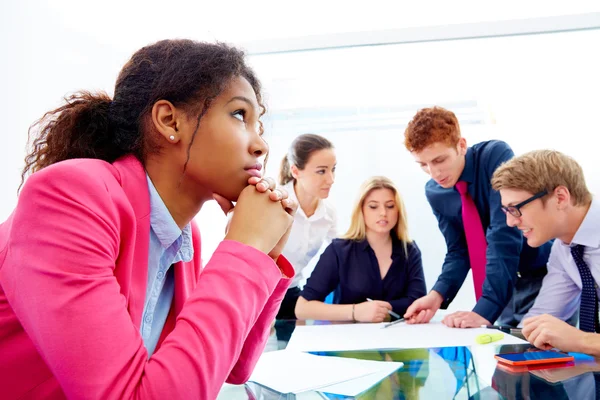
[431,281,451,307]
[275,255,294,279]
[472,296,502,324]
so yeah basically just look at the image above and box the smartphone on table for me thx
[495,350,574,366]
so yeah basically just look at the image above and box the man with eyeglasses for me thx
[402,106,552,328]
[492,150,600,355]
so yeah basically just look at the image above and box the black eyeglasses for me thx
[501,190,548,217]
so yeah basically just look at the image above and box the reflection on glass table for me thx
[491,344,600,400]
[236,321,600,400]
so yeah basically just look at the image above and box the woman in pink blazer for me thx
[0,39,297,399]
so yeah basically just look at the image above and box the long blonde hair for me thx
[342,176,412,253]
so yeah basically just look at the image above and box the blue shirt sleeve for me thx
[388,242,427,315]
[472,143,522,323]
[300,242,340,302]
[430,207,471,307]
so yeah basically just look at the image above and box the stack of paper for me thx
[249,350,403,395]
[318,360,404,396]
[286,321,527,352]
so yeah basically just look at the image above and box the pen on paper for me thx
[480,324,512,333]
[366,298,401,319]
[383,318,405,329]
[481,324,524,339]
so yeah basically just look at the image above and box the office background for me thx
[2,1,599,311]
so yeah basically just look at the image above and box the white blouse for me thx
[281,181,337,288]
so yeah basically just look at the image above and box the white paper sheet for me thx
[286,321,527,352]
[317,359,403,396]
[248,350,401,394]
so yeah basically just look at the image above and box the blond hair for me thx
[342,176,412,252]
[491,149,592,206]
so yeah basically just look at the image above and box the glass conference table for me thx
[219,320,600,400]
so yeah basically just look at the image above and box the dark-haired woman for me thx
[0,39,297,399]
[275,134,337,326]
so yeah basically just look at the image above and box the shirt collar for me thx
[359,239,370,251]
[146,175,194,261]
[570,197,600,249]
[283,181,330,221]
[457,146,475,184]
[359,234,405,257]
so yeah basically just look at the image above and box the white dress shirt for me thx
[522,197,600,323]
[281,181,337,288]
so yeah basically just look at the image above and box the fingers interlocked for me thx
[249,176,297,215]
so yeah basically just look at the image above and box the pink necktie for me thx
[455,181,487,300]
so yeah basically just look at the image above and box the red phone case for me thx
[494,352,574,366]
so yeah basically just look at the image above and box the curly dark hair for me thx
[21,39,265,189]
[404,106,461,152]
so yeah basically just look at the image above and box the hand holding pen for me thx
[366,298,401,319]
[352,298,394,323]
[361,298,408,329]
[365,298,406,329]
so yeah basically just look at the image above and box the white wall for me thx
[197,29,600,311]
[2,2,599,311]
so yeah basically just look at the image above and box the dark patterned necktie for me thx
[570,244,599,333]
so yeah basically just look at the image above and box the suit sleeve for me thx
[227,256,292,383]
[472,142,522,323]
[0,165,289,400]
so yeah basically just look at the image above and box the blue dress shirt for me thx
[426,140,552,323]
[522,198,600,323]
[301,236,427,316]
[141,176,193,356]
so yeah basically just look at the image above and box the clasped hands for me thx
[214,176,297,261]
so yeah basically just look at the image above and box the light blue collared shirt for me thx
[522,197,600,324]
[141,175,193,356]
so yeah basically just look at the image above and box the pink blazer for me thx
[0,155,293,399]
